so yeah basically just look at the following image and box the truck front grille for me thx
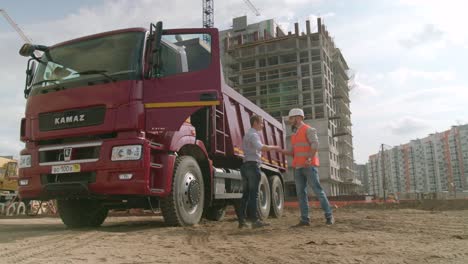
[39,142,102,165]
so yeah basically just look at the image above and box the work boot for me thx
[326,216,335,225]
[238,220,250,229]
[252,220,270,229]
[291,221,310,228]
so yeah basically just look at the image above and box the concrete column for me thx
[306,20,311,34]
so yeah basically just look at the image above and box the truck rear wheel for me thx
[257,173,271,220]
[161,156,205,226]
[269,175,284,218]
[57,199,108,228]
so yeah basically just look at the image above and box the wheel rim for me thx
[182,172,201,215]
[259,182,268,210]
[273,183,283,209]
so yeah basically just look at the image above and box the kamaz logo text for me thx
[54,115,85,125]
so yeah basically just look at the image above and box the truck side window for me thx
[159,33,211,77]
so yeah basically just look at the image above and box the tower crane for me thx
[202,0,261,29]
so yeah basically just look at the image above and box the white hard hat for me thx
[288,108,304,117]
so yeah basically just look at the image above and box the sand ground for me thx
[0,205,467,264]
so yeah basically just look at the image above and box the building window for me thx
[258,85,267,96]
[267,43,277,52]
[303,92,311,105]
[269,83,279,94]
[283,95,298,107]
[279,38,295,50]
[300,51,309,63]
[311,49,320,61]
[268,56,279,66]
[280,53,297,64]
[258,46,266,54]
[268,69,279,80]
[302,78,311,91]
[242,87,257,97]
[258,58,266,67]
[241,60,255,70]
[301,65,310,77]
[312,62,322,75]
[313,76,322,89]
[269,97,280,107]
[304,107,313,119]
[281,67,297,78]
[242,73,256,84]
[241,47,255,57]
[299,38,308,49]
[315,106,324,119]
[314,91,323,104]
[259,72,267,81]
[280,81,297,93]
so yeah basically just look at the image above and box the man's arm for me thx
[280,144,294,156]
[305,127,319,166]
[252,133,281,152]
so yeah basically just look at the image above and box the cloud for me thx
[349,73,378,100]
[388,67,455,84]
[389,116,431,135]
[400,24,444,48]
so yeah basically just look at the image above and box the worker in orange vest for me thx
[280,108,334,226]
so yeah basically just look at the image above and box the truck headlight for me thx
[19,155,32,168]
[111,145,142,161]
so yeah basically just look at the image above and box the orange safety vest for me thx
[291,124,320,168]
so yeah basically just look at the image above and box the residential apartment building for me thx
[367,124,468,199]
[219,16,360,196]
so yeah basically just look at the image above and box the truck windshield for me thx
[29,31,145,96]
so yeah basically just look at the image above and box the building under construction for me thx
[367,124,468,199]
[219,16,360,196]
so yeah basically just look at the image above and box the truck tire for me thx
[161,156,205,226]
[6,203,16,216]
[57,199,108,228]
[204,205,226,221]
[269,175,284,218]
[16,202,26,215]
[257,173,271,220]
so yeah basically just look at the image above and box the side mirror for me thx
[19,43,49,57]
[19,43,35,57]
[26,60,36,86]
[24,59,36,98]
[148,21,163,78]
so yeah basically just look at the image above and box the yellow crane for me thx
[0,157,18,192]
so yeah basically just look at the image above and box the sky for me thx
[1,0,467,164]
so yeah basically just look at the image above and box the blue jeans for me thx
[238,162,261,223]
[295,167,333,223]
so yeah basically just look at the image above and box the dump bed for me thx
[221,84,286,171]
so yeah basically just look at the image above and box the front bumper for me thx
[18,137,172,200]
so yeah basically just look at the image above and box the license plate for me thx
[51,164,81,174]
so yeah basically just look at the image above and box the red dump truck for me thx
[17,22,286,228]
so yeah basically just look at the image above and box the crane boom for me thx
[0,8,41,57]
[243,0,260,16]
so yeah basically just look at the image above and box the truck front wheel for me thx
[161,156,205,226]
[57,199,108,228]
